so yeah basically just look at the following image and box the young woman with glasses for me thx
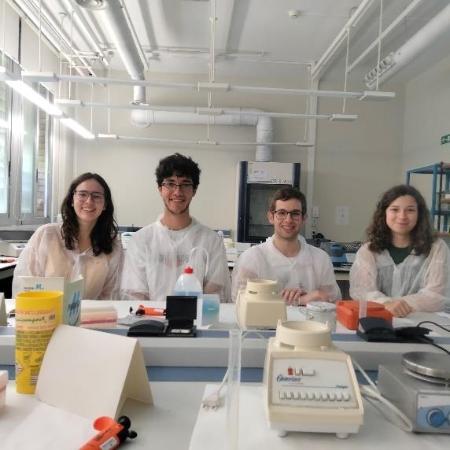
[350,184,450,317]
[13,173,123,299]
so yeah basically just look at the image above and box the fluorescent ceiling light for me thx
[21,71,59,83]
[60,117,95,139]
[56,99,85,107]
[329,114,358,122]
[7,80,63,117]
[96,134,314,147]
[0,66,63,117]
[97,133,118,139]
[359,91,396,101]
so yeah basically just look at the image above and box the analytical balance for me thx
[263,320,364,438]
[378,351,450,434]
[236,279,286,329]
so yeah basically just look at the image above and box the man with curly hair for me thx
[121,153,231,302]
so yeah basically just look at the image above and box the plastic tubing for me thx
[226,328,241,450]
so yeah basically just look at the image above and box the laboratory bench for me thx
[1,381,448,449]
[1,301,449,381]
[1,301,450,449]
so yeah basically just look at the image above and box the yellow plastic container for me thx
[15,291,63,394]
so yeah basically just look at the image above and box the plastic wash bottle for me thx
[173,266,203,325]
[173,266,203,298]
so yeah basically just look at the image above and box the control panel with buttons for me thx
[271,358,358,409]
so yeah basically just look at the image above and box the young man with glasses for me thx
[121,153,231,302]
[232,187,340,305]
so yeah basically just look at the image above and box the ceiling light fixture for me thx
[95,134,314,147]
[329,114,358,122]
[60,117,95,139]
[0,66,63,116]
[288,10,301,19]
[53,99,352,121]
[29,72,394,101]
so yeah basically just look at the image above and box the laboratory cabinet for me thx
[406,162,450,232]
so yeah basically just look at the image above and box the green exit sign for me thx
[441,134,450,145]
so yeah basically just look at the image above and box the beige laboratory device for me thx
[236,279,286,329]
[264,320,364,438]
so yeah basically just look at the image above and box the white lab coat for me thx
[349,239,450,312]
[120,218,231,302]
[12,223,123,299]
[231,235,341,302]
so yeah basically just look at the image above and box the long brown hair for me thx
[60,173,118,256]
[367,184,435,255]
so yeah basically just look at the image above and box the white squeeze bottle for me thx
[173,266,203,299]
[173,266,203,325]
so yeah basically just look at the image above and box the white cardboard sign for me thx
[36,324,152,419]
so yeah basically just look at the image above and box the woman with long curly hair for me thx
[13,173,123,299]
[350,184,449,317]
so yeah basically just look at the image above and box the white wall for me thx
[73,72,311,232]
[314,77,405,242]
[70,67,408,240]
[401,52,450,208]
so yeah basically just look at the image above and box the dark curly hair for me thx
[155,153,201,189]
[269,187,307,217]
[367,184,435,256]
[61,173,118,256]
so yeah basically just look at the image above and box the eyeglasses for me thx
[74,190,105,203]
[272,209,303,221]
[161,181,194,192]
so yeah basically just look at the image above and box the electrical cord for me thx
[352,358,414,432]
[416,320,450,333]
[413,320,450,355]
[418,335,450,355]
[201,330,269,410]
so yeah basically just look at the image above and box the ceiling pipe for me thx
[131,108,274,162]
[311,0,375,80]
[365,3,450,88]
[347,0,424,74]
[76,0,147,103]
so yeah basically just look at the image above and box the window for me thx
[0,53,52,226]
[0,81,11,215]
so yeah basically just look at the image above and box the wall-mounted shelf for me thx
[406,162,450,232]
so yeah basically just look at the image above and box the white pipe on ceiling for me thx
[365,3,450,88]
[130,108,274,162]
[311,0,376,80]
[77,0,147,103]
[347,0,424,74]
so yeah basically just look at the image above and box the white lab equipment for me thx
[235,279,286,329]
[378,352,450,434]
[263,320,364,438]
